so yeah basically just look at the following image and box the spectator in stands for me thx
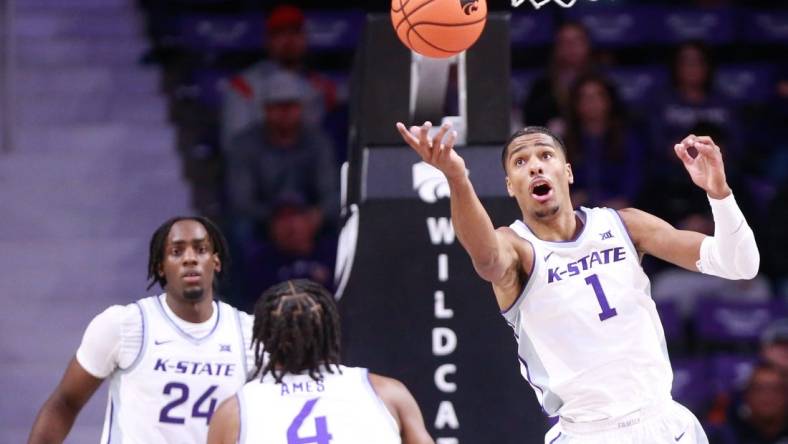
[650,40,741,174]
[220,4,336,149]
[225,70,339,307]
[564,73,645,208]
[642,121,769,294]
[761,319,788,377]
[238,194,337,312]
[764,180,788,296]
[706,361,788,444]
[522,21,594,133]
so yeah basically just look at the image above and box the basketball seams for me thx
[410,16,487,28]
[394,0,436,33]
[409,17,486,54]
[407,27,456,56]
[398,0,418,51]
[390,0,414,13]
[391,0,487,57]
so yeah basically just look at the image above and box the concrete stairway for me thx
[0,0,191,442]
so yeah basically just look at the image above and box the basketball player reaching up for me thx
[28,217,254,444]
[208,279,434,444]
[396,122,759,443]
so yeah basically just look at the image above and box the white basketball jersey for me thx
[238,366,400,444]
[502,207,673,422]
[100,296,249,444]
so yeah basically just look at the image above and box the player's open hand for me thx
[674,135,732,200]
[396,121,467,180]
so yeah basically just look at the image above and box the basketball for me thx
[390,0,488,58]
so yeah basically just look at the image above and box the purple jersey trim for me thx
[500,237,538,315]
[607,208,640,260]
[118,302,146,373]
[518,355,546,408]
[517,207,590,248]
[106,400,113,444]
[237,392,247,444]
[233,309,248,377]
[549,432,562,443]
[154,295,221,344]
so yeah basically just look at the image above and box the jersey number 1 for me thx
[288,398,333,444]
[585,274,618,321]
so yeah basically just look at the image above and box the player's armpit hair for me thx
[696,194,759,280]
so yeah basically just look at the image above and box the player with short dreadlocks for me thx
[29,217,255,444]
[208,279,436,444]
[249,279,341,383]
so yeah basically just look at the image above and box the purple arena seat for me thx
[744,10,788,44]
[672,358,711,412]
[715,64,776,104]
[656,300,684,344]
[695,299,786,345]
[510,12,555,48]
[178,14,263,51]
[304,11,364,51]
[603,65,668,108]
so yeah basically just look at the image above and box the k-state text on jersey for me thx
[547,247,626,283]
[154,358,236,377]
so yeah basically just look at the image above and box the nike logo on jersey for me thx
[154,339,174,345]
[674,431,685,441]
[600,230,613,240]
[547,247,627,283]
[543,251,554,263]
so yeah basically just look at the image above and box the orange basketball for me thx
[390,0,487,58]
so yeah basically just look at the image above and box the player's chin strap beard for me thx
[183,287,205,301]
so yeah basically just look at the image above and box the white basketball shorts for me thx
[544,400,709,444]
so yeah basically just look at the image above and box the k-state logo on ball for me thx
[459,0,479,15]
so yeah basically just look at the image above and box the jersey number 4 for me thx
[159,382,218,424]
[585,274,618,321]
[288,397,333,444]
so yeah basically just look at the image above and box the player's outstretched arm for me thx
[619,135,759,280]
[27,358,103,444]
[395,121,520,286]
[369,373,435,444]
[207,396,239,444]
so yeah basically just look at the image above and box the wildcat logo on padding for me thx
[413,162,451,204]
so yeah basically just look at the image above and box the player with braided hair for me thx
[208,279,435,444]
[29,216,254,444]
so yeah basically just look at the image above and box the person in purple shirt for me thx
[650,41,741,175]
[564,73,645,209]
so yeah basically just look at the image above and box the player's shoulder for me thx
[613,207,661,229]
[217,300,254,327]
[216,299,251,317]
[94,300,144,324]
[368,372,408,398]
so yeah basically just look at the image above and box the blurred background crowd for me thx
[1,0,786,442]
[132,1,788,441]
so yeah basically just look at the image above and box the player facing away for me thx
[396,121,759,443]
[208,279,435,444]
[27,217,254,444]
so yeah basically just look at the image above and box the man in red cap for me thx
[220,4,336,150]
